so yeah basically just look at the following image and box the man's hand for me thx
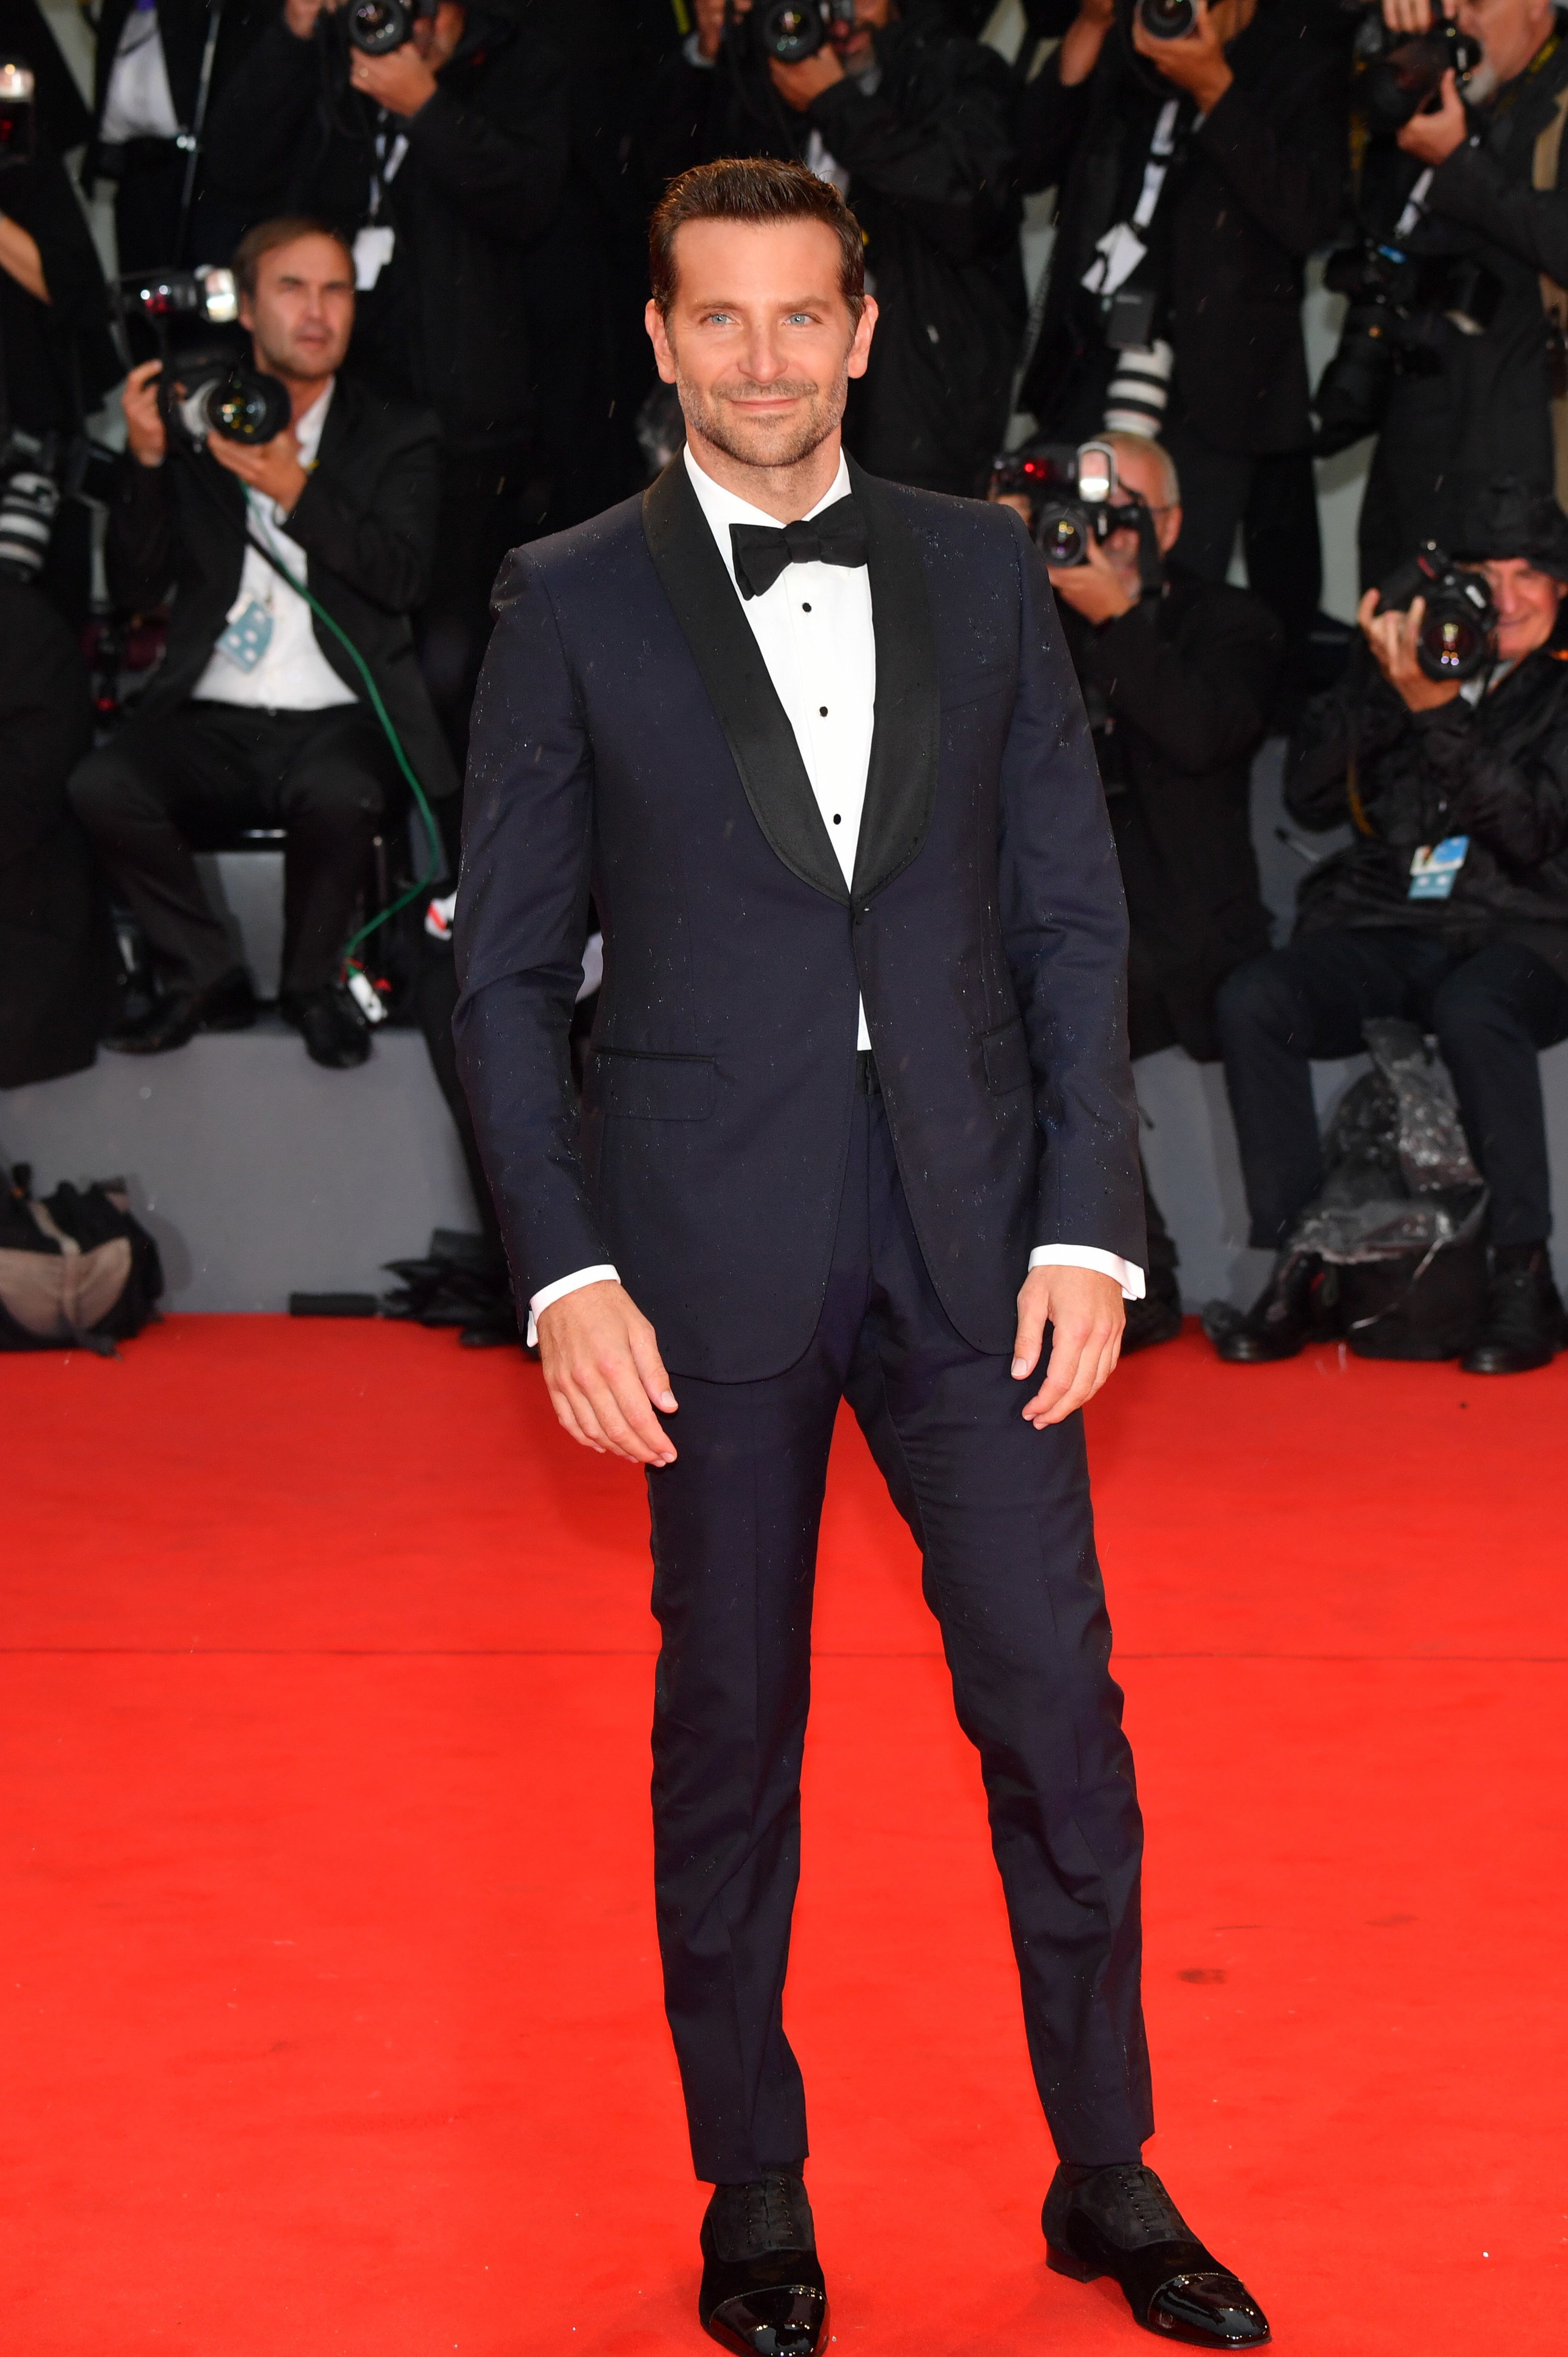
[1397,66,1467,164]
[284,0,337,37]
[1060,0,1115,87]
[1048,532,1136,624]
[536,1280,679,1467]
[206,423,310,515]
[694,0,737,61]
[1357,585,1463,711]
[771,44,845,108]
[349,40,439,114]
[1133,0,1233,114]
[1012,1265,1124,1428]
[1383,0,1446,32]
[122,357,168,468]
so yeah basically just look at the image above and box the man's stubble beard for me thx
[676,366,848,474]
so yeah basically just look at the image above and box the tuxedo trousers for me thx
[646,1082,1154,2183]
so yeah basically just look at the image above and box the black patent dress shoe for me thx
[103,967,257,1054]
[699,2171,828,2357]
[280,984,371,1070]
[1208,1250,1322,1364]
[1460,1248,1566,1375]
[1122,1284,1183,1354]
[1043,2163,1270,2348]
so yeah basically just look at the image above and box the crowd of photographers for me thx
[3,0,1568,1372]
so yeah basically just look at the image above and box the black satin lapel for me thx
[848,458,940,905]
[641,459,848,906]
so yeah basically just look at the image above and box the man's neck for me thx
[685,421,844,522]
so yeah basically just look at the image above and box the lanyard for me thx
[367,123,409,223]
[1132,101,1182,232]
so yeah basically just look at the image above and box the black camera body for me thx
[1352,11,1483,132]
[1376,545,1497,683]
[991,439,1165,594]
[1313,241,1502,455]
[727,0,858,66]
[116,267,291,451]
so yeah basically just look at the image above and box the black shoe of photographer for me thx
[1044,2163,1270,2347]
[1460,1245,1566,1375]
[280,984,371,1071]
[1122,1276,1183,1354]
[699,2170,828,2356]
[103,967,256,1054]
[1212,1250,1321,1364]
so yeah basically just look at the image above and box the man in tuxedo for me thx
[455,157,1269,2354]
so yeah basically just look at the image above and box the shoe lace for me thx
[747,2174,802,2250]
[1101,2164,1183,2241]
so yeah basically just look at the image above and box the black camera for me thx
[1137,0,1198,42]
[166,355,292,449]
[727,0,858,66]
[1375,545,1496,682]
[1313,242,1501,454]
[1351,10,1482,132]
[991,439,1164,592]
[0,55,36,168]
[342,0,436,55]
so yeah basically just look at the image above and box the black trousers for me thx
[69,703,389,998]
[647,1083,1152,2183]
[1216,927,1568,1250]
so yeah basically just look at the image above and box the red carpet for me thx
[4,1317,1565,2354]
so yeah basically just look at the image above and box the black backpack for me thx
[0,1160,164,1354]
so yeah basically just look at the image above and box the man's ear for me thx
[645,298,678,387]
[1157,502,1182,556]
[847,294,878,383]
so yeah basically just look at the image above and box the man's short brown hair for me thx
[649,157,866,324]
[232,217,355,301]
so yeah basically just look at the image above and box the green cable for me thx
[247,532,447,971]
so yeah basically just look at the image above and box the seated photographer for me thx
[1215,478,1568,1373]
[68,218,457,1068]
[995,428,1279,1347]
[203,0,569,761]
[1343,0,1568,585]
[641,0,1024,496]
[1016,0,1346,656]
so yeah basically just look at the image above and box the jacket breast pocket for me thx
[596,1048,716,1121]
[981,1017,1032,1096]
[940,662,1012,713]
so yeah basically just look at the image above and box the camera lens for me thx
[1419,607,1484,677]
[192,365,291,446]
[1137,0,1197,41]
[758,1,827,65]
[348,0,411,55]
[1037,503,1088,567]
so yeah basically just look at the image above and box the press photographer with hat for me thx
[1214,478,1568,1373]
[67,217,457,1068]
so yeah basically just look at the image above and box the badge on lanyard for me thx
[1408,836,1469,900]
[214,596,273,672]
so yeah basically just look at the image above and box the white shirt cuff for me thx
[525,1263,620,1347]
[1028,1246,1146,1302]
[682,31,714,67]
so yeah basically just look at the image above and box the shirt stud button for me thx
[819,705,828,716]
[833,813,841,824]
[801,602,812,612]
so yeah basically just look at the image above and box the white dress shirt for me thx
[101,0,180,145]
[192,384,356,714]
[527,440,1144,1336]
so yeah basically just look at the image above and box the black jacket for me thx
[107,373,460,799]
[454,458,1141,1381]
[204,2,569,454]
[1019,0,1346,452]
[1356,25,1568,573]
[0,580,107,1089]
[1060,566,1278,1061]
[0,142,113,439]
[640,4,1024,493]
[89,0,264,133]
[1285,646,1568,982]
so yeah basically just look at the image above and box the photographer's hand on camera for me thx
[1048,531,1137,625]
[1058,0,1116,88]
[1132,0,1235,114]
[1357,587,1465,711]
[348,40,439,116]
[122,360,168,471]
[204,422,308,516]
[1396,65,1467,164]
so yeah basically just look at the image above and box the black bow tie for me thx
[729,495,869,600]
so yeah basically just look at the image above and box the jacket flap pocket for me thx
[597,1049,716,1121]
[981,1017,1031,1096]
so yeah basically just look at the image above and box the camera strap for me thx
[1081,100,1183,303]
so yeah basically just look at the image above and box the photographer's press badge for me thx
[1409,836,1469,900]
[214,598,273,672]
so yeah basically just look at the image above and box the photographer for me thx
[1215,478,1568,1373]
[997,428,1280,1344]
[68,219,457,1069]
[1018,0,1346,653]
[641,0,1024,495]
[2,71,115,625]
[1343,0,1568,587]
[203,0,569,758]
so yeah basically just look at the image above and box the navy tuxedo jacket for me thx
[454,455,1144,1383]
